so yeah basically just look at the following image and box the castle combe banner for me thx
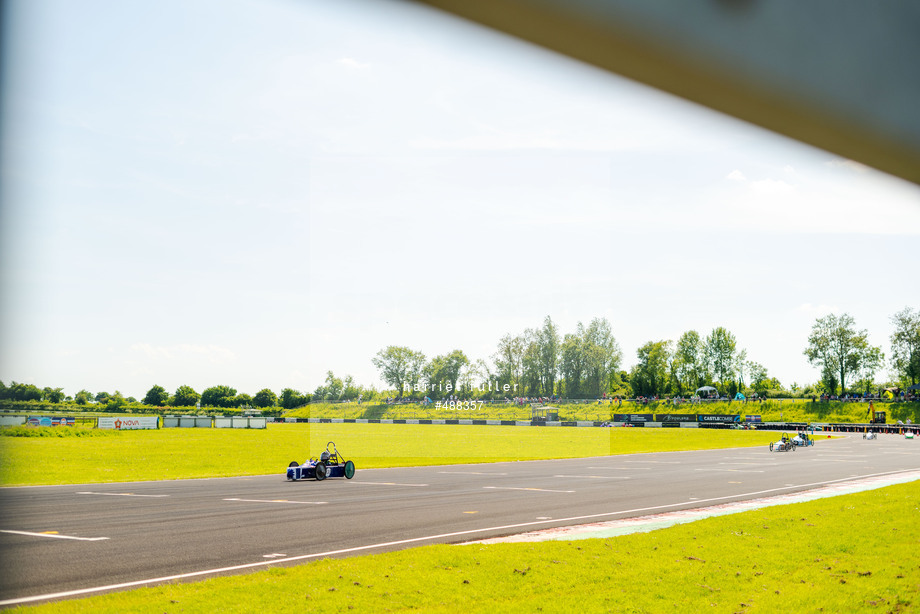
[97,416,159,430]
[698,414,741,424]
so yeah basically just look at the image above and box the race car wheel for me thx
[288,461,299,467]
[314,462,327,481]
[769,442,773,451]
[344,460,355,479]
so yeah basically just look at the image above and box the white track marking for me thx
[3,467,919,608]
[483,486,576,493]
[588,466,651,470]
[552,475,630,480]
[624,460,680,464]
[76,492,169,498]
[354,482,428,487]
[437,471,508,475]
[0,530,108,542]
[694,467,763,473]
[223,498,327,505]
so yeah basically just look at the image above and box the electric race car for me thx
[287,441,355,481]
[769,435,795,452]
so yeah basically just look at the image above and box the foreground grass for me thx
[0,424,780,486]
[13,479,919,613]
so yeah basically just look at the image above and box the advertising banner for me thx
[655,413,696,422]
[745,415,762,423]
[613,413,654,423]
[698,414,740,424]
[97,416,159,430]
[26,416,73,426]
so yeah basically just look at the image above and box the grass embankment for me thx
[294,400,920,424]
[0,424,780,486]
[13,479,919,613]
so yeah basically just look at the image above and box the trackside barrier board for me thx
[0,416,26,426]
[97,417,158,430]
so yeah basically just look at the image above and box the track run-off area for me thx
[1,434,918,607]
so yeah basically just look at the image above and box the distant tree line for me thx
[3,307,917,407]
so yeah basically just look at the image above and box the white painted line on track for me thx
[354,482,428,487]
[484,486,576,493]
[4,467,918,608]
[694,467,763,473]
[76,492,169,498]
[624,460,679,464]
[438,471,508,475]
[223,498,327,505]
[589,466,650,470]
[0,530,109,542]
[552,475,630,480]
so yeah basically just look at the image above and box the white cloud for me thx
[750,178,794,194]
[130,343,236,364]
[337,57,370,69]
[797,303,839,316]
[726,169,747,182]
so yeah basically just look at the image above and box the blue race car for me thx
[287,441,355,481]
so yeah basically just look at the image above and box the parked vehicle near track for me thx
[287,441,355,481]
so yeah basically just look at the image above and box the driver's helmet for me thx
[320,451,331,462]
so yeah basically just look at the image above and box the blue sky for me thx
[2,0,919,399]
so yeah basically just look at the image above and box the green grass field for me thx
[0,423,782,486]
[11,479,918,613]
[289,400,920,424]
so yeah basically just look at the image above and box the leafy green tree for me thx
[106,391,126,411]
[171,385,200,407]
[74,389,93,405]
[427,350,469,397]
[630,340,673,397]
[804,313,880,395]
[492,335,525,395]
[143,385,169,406]
[341,375,362,401]
[95,391,111,404]
[279,388,308,409]
[746,361,771,393]
[521,329,543,396]
[559,333,586,398]
[253,388,278,408]
[372,346,427,397]
[674,330,708,394]
[42,387,65,403]
[201,385,238,408]
[581,318,623,397]
[323,371,344,400]
[538,316,560,395]
[890,307,920,387]
[234,393,253,408]
[854,345,885,395]
[705,327,737,386]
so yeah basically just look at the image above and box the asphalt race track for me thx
[1,434,918,606]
